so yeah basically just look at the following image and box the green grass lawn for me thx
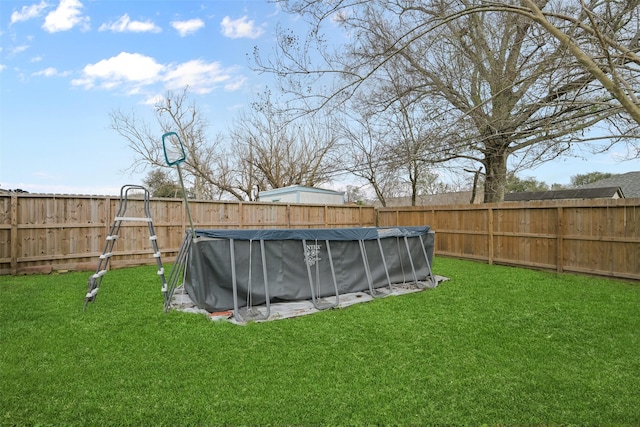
[1,257,639,426]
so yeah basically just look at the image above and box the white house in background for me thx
[258,185,345,205]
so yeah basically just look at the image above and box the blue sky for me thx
[0,0,638,196]
[0,0,294,195]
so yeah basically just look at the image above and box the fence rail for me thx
[1,194,638,281]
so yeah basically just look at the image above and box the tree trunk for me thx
[483,151,508,203]
[411,181,417,206]
[469,167,482,204]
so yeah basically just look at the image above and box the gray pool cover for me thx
[183,226,435,315]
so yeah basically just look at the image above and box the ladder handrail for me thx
[84,185,168,310]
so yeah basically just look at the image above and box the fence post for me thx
[488,207,494,265]
[10,193,18,275]
[324,205,328,227]
[286,204,291,228]
[557,206,564,273]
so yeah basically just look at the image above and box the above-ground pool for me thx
[179,226,435,320]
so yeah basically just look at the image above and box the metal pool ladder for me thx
[84,185,168,310]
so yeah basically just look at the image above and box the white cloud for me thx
[99,14,161,33]
[43,0,90,33]
[33,67,57,77]
[71,52,165,90]
[220,15,265,39]
[71,52,245,95]
[142,93,166,106]
[11,45,29,55]
[164,59,237,94]
[171,18,204,37]
[10,1,48,24]
[0,64,6,72]
[224,76,247,92]
[33,67,70,77]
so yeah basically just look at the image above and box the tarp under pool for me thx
[182,226,435,317]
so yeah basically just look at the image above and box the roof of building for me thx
[504,186,623,202]
[258,185,344,197]
[577,171,640,198]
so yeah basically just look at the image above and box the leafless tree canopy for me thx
[110,88,228,200]
[339,92,445,206]
[111,88,342,201]
[256,0,640,202]
[228,91,342,199]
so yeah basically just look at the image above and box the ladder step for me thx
[157,268,164,275]
[92,270,107,279]
[149,235,157,241]
[153,251,161,258]
[106,235,118,241]
[86,288,98,299]
[114,216,152,222]
[99,253,113,259]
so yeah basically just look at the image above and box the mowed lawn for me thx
[1,257,639,425]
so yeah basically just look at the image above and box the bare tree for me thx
[112,87,343,201]
[110,87,237,200]
[386,96,442,205]
[344,103,444,205]
[256,0,640,202]
[341,57,482,205]
[227,91,342,198]
[339,108,403,207]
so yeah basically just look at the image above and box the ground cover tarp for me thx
[184,226,434,312]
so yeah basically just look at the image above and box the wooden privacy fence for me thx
[378,198,639,281]
[1,194,638,281]
[0,193,375,275]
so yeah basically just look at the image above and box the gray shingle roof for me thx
[504,187,623,201]
[578,171,640,198]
